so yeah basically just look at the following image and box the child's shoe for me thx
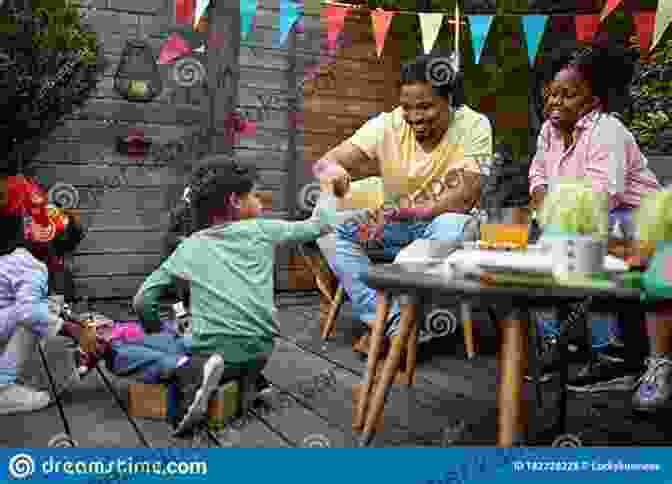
[173,354,225,437]
[633,355,672,412]
[0,384,50,415]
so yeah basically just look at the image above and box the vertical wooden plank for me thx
[208,0,240,156]
[286,27,299,220]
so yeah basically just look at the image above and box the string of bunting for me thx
[171,0,671,68]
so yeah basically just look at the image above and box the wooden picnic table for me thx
[357,259,644,447]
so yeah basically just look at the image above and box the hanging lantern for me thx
[114,40,163,102]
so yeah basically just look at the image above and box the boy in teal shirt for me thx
[133,156,337,436]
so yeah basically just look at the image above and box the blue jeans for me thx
[111,333,192,384]
[537,207,632,350]
[327,213,471,327]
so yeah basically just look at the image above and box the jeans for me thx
[536,207,633,350]
[110,333,192,384]
[325,212,472,332]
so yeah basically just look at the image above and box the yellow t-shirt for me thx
[345,105,493,209]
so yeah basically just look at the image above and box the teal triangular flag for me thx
[467,15,494,64]
[522,15,548,66]
[277,0,303,47]
[241,0,257,41]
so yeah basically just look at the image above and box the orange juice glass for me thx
[480,223,529,248]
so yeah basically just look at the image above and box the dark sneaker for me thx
[256,374,273,398]
[526,336,562,383]
[173,354,225,437]
[567,353,639,393]
[632,356,672,413]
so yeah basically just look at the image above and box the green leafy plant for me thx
[538,178,609,237]
[625,40,672,154]
[636,190,672,243]
[0,0,104,171]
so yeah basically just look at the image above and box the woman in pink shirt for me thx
[529,43,660,392]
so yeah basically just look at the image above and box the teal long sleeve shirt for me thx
[133,207,335,366]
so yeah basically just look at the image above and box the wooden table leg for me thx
[322,285,345,339]
[497,307,530,447]
[353,290,390,431]
[359,295,416,447]
[461,302,477,359]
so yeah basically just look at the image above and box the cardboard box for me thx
[127,381,240,428]
[128,382,169,419]
[207,382,240,431]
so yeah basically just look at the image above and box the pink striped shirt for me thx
[529,110,660,209]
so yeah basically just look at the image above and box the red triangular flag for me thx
[600,0,623,21]
[634,10,656,53]
[158,33,192,64]
[175,0,195,25]
[323,5,349,53]
[371,8,396,57]
[576,14,600,43]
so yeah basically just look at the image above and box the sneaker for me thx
[173,354,225,437]
[256,374,273,397]
[0,384,50,415]
[525,336,562,383]
[567,353,639,393]
[632,355,672,413]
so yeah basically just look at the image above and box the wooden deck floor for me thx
[2,293,672,448]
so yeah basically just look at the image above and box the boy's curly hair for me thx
[185,154,259,231]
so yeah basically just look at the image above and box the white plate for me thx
[444,249,628,275]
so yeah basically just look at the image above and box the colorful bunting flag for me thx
[419,13,444,55]
[653,0,672,50]
[241,0,257,40]
[467,15,493,64]
[600,0,623,21]
[635,10,656,53]
[575,14,600,43]
[278,0,303,46]
[323,5,349,53]
[304,0,320,17]
[193,0,209,29]
[175,0,194,26]
[522,15,548,66]
[371,8,396,58]
[158,32,192,65]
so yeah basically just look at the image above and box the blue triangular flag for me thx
[241,0,257,41]
[522,15,548,66]
[467,15,494,64]
[278,0,303,47]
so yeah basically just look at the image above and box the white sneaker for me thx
[173,354,225,437]
[0,384,50,415]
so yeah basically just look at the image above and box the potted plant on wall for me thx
[537,178,610,276]
[0,0,104,173]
